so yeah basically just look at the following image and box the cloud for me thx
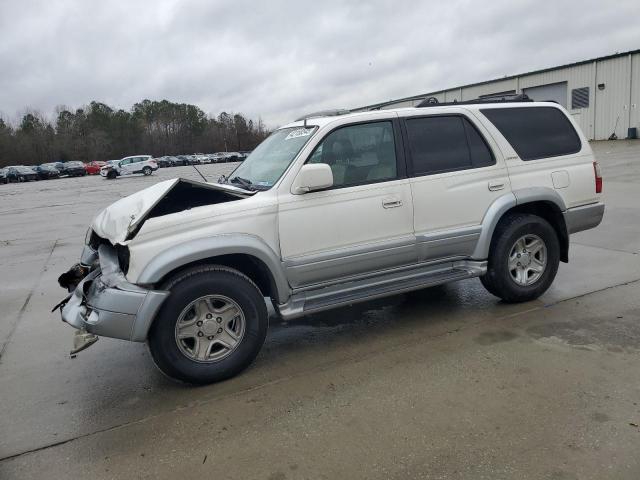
[1,0,639,127]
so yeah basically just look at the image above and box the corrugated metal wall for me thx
[359,51,640,140]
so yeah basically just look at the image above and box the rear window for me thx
[481,106,581,161]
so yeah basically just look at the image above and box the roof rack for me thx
[415,93,532,108]
[295,109,350,122]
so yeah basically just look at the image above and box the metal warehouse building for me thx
[354,49,640,141]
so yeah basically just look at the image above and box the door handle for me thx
[488,181,505,191]
[382,198,403,209]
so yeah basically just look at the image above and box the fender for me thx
[137,233,291,303]
[513,187,567,211]
[472,187,567,260]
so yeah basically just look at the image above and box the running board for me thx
[277,260,486,320]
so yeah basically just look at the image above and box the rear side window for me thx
[481,107,581,160]
[405,116,495,176]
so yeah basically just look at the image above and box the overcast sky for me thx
[1,0,639,127]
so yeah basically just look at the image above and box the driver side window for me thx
[308,121,397,188]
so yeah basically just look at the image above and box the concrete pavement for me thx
[0,143,639,479]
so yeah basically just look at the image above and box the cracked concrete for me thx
[1,143,640,479]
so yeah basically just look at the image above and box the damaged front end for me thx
[56,243,169,354]
[54,177,253,355]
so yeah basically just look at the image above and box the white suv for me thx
[100,155,158,179]
[57,99,604,384]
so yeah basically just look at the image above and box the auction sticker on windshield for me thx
[285,128,313,140]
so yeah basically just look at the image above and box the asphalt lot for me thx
[1,143,640,479]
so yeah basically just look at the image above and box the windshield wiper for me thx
[229,176,256,191]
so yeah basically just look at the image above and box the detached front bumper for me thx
[60,244,169,342]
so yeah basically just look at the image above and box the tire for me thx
[142,166,152,176]
[148,265,268,384]
[480,213,560,303]
[106,170,117,180]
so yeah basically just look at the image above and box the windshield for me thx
[67,161,83,167]
[17,167,34,173]
[226,126,317,190]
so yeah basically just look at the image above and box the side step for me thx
[278,261,485,320]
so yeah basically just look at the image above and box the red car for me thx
[84,161,106,175]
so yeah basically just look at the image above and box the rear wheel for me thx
[480,213,560,303]
[142,166,152,176]
[148,265,268,384]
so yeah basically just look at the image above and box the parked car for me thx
[194,154,210,164]
[57,99,604,384]
[6,165,38,182]
[174,155,190,166]
[85,161,105,175]
[225,152,242,162]
[155,157,172,168]
[59,161,87,177]
[33,163,61,180]
[100,155,158,179]
[0,168,8,184]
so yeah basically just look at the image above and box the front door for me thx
[278,120,416,288]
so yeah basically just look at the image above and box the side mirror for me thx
[292,164,333,194]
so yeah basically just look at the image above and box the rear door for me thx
[400,109,511,261]
[130,157,144,173]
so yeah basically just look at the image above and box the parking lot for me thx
[1,142,639,479]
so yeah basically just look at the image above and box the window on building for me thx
[481,106,582,161]
[571,87,590,109]
[404,116,495,176]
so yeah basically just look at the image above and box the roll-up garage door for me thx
[523,82,568,108]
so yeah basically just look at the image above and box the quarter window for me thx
[405,116,495,176]
[308,121,397,188]
[481,106,581,160]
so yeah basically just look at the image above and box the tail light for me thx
[593,161,603,193]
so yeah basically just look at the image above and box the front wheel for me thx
[148,265,268,384]
[106,170,117,179]
[142,166,152,176]
[480,213,560,303]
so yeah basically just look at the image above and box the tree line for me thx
[0,99,270,167]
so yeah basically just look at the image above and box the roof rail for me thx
[415,93,532,108]
[295,109,350,122]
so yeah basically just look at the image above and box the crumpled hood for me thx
[92,178,251,244]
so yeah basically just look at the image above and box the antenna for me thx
[192,163,208,182]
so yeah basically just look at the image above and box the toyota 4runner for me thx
[56,98,604,384]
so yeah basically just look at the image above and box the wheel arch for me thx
[473,189,569,263]
[137,234,291,304]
